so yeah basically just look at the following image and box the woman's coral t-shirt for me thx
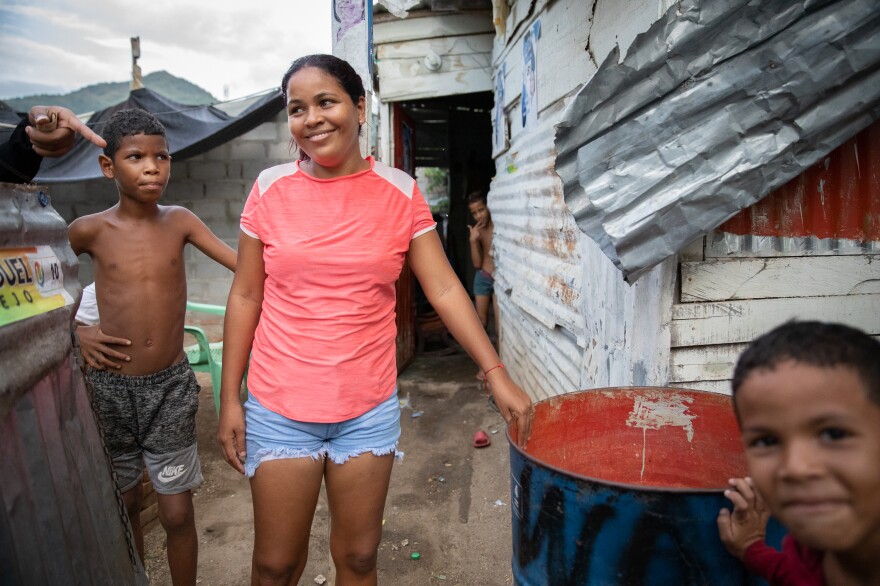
[240,157,436,422]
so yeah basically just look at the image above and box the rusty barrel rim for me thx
[506,386,740,494]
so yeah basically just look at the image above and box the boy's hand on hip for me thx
[217,402,247,475]
[76,324,131,370]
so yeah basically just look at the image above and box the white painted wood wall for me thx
[374,11,495,101]
[671,242,880,394]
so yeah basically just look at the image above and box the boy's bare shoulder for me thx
[70,207,116,225]
[68,208,116,239]
[158,204,198,221]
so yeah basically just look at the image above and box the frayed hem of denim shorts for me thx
[246,446,325,477]
[246,444,404,476]
[326,443,402,465]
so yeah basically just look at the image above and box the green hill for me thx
[4,71,216,114]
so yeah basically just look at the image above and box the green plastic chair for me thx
[184,301,246,414]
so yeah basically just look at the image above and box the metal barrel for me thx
[0,183,148,585]
[508,387,784,585]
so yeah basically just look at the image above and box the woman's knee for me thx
[331,544,378,576]
[252,551,306,583]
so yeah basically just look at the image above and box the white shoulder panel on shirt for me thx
[372,160,416,199]
[257,162,299,196]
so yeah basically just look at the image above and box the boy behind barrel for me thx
[68,109,235,585]
[717,321,880,585]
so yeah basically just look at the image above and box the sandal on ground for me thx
[473,430,491,448]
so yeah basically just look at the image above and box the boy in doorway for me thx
[716,321,880,585]
[467,190,494,331]
[68,109,236,585]
[468,191,498,381]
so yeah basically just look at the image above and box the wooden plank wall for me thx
[671,119,880,394]
[374,12,494,102]
[670,255,880,394]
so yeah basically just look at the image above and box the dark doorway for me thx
[394,92,494,292]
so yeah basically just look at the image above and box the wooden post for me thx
[130,36,144,91]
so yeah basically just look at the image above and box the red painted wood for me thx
[394,103,417,372]
[719,119,880,241]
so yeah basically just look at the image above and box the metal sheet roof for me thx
[555,0,880,282]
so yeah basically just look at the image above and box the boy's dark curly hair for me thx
[732,321,880,405]
[467,191,487,205]
[102,108,166,159]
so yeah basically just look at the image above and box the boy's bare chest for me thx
[90,223,186,278]
[480,227,493,248]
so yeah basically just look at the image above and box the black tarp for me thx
[27,87,283,183]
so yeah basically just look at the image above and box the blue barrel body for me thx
[508,387,785,585]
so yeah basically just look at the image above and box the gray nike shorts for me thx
[87,359,203,495]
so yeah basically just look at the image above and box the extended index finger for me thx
[64,115,106,149]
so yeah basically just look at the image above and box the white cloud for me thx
[0,0,332,101]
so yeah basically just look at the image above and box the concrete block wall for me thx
[48,110,290,305]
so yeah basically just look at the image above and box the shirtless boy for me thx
[68,109,235,585]
[468,191,499,383]
[467,190,495,332]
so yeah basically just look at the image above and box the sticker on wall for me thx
[333,0,365,42]
[0,246,73,328]
[521,18,541,130]
[492,62,509,158]
[332,0,373,97]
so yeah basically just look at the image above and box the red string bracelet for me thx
[483,363,504,396]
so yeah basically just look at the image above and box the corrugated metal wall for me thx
[719,119,880,242]
[492,105,586,399]
[491,0,674,399]
[707,118,880,259]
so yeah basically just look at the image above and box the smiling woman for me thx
[283,57,368,178]
[216,53,534,585]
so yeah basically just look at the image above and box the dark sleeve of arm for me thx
[742,536,820,586]
[743,540,786,582]
[0,117,42,183]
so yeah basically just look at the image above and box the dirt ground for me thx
[143,348,516,585]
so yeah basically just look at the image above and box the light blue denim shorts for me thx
[473,269,495,297]
[244,390,401,477]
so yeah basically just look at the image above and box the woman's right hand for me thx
[217,401,247,475]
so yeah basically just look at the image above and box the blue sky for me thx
[0,0,332,102]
